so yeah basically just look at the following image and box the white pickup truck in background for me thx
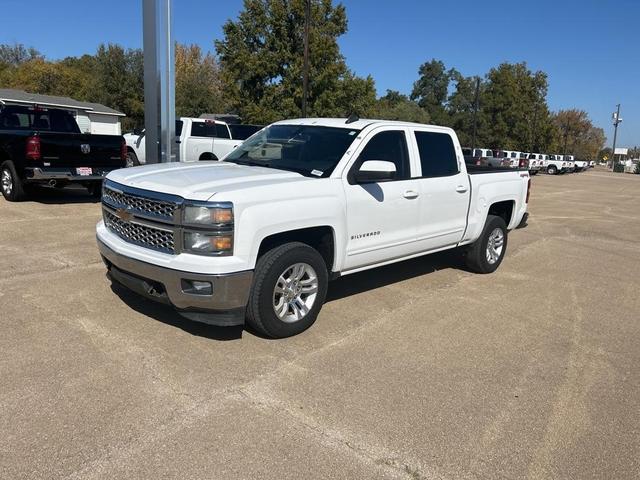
[97,118,530,338]
[123,117,262,166]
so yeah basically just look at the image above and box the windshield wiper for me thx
[225,159,313,177]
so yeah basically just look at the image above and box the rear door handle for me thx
[456,185,468,193]
[403,190,419,199]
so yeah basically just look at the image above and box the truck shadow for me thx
[109,282,244,341]
[326,249,464,302]
[23,185,101,204]
[108,249,466,341]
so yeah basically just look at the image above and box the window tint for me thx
[215,123,230,139]
[175,120,183,136]
[190,121,215,137]
[414,131,459,177]
[0,106,79,133]
[229,124,263,140]
[357,130,410,180]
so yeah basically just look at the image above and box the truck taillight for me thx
[120,138,127,163]
[26,135,41,161]
[519,159,528,168]
[526,178,531,203]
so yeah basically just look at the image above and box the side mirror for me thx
[132,127,143,136]
[354,160,397,183]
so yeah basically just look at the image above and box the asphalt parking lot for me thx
[1,169,639,479]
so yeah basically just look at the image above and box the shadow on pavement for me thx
[107,248,467,341]
[109,282,244,341]
[22,185,101,204]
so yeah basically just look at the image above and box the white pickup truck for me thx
[546,154,574,174]
[123,117,262,166]
[97,118,530,338]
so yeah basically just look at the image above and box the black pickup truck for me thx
[0,104,126,201]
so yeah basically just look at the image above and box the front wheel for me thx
[465,215,508,274]
[126,151,140,167]
[547,165,557,175]
[1,160,27,202]
[246,242,328,338]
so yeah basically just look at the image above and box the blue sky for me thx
[1,0,638,146]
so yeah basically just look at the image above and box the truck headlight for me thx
[183,204,233,226]
[183,231,233,256]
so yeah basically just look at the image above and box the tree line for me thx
[0,0,609,159]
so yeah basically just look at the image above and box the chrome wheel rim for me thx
[486,228,504,265]
[273,263,318,323]
[1,169,12,196]
[126,154,134,168]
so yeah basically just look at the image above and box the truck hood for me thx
[106,161,304,201]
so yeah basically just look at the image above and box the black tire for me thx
[126,151,140,167]
[547,165,557,175]
[465,215,508,274]
[246,242,328,338]
[87,182,103,199]
[1,160,27,202]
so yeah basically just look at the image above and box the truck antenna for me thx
[345,113,359,124]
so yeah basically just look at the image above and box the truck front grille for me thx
[103,184,177,221]
[103,210,175,254]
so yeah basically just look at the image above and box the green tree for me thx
[215,0,376,123]
[0,43,42,68]
[374,90,430,123]
[410,59,453,125]
[175,44,227,118]
[447,73,482,147]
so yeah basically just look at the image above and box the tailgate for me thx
[38,133,124,168]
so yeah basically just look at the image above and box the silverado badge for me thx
[80,144,91,154]
[115,208,134,222]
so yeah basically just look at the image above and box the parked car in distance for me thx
[124,117,263,166]
[97,118,531,338]
[546,154,570,175]
[527,153,545,175]
[0,104,126,201]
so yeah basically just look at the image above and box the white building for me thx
[0,88,125,135]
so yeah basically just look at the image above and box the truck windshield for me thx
[224,124,360,177]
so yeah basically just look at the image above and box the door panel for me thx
[341,128,420,270]
[411,130,469,251]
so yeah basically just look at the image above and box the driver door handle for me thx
[403,190,419,199]
[456,185,468,193]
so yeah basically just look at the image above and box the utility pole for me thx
[301,0,311,118]
[470,77,480,151]
[610,104,622,172]
[143,0,177,163]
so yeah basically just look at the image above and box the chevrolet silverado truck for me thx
[124,117,262,166]
[0,104,126,201]
[97,118,530,338]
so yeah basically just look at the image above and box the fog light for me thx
[181,279,213,296]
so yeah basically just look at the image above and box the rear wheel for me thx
[1,160,27,202]
[547,165,557,175]
[126,151,140,167]
[246,242,328,338]
[465,215,508,274]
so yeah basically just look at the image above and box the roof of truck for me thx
[271,117,453,131]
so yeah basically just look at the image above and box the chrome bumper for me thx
[25,167,116,182]
[98,239,253,326]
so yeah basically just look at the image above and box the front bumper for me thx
[98,239,253,326]
[25,167,117,182]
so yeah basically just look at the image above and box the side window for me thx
[191,121,216,138]
[414,131,459,178]
[215,123,231,139]
[357,130,410,180]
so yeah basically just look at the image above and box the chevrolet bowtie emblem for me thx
[115,208,134,222]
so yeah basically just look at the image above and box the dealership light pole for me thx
[301,0,311,118]
[610,104,622,171]
[143,0,178,163]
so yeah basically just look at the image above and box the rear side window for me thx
[357,130,410,180]
[414,131,459,178]
[215,123,230,139]
[175,120,183,136]
[191,121,215,137]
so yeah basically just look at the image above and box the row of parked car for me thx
[462,148,595,175]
